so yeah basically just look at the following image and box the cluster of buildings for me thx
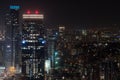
[47,25,120,80]
[0,5,120,80]
[1,5,46,79]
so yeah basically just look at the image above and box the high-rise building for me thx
[21,11,46,79]
[45,28,58,80]
[5,5,20,72]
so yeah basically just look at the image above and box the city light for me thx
[9,66,16,74]
[23,14,44,19]
[45,60,51,73]
[10,5,20,10]
[27,10,31,14]
[42,40,46,44]
[39,38,43,40]
[22,40,26,44]
[35,10,39,14]
[55,51,58,56]
[55,61,58,64]
[7,45,11,48]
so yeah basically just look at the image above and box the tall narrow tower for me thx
[5,5,20,71]
[21,10,46,79]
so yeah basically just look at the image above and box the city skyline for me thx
[0,1,120,79]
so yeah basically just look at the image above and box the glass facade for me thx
[21,14,46,79]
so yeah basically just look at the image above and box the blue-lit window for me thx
[39,38,43,41]
[55,51,58,56]
[42,40,46,44]
[22,40,26,44]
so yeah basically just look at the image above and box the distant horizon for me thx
[0,0,120,27]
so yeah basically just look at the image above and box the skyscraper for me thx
[21,11,46,79]
[5,5,20,72]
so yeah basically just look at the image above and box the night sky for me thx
[0,0,119,26]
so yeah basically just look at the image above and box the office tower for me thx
[21,10,46,79]
[5,5,20,72]
[45,28,58,80]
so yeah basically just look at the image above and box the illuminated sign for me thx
[10,5,20,10]
[23,14,44,19]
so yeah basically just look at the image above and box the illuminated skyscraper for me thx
[5,5,20,71]
[21,11,46,79]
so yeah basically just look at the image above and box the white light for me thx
[23,14,44,19]
[45,60,51,73]
[0,67,5,69]
[62,76,65,79]
[7,45,11,48]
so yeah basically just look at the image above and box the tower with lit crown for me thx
[21,10,46,79]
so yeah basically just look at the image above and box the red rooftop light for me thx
[27,10,31,14]
[35,10,39,14]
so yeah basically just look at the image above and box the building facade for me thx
[21,11,46,79]
[5,5,21,73]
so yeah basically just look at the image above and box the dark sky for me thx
[0,0,120,25]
